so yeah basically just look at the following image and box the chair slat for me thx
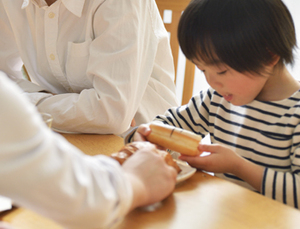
[156,0,195,105]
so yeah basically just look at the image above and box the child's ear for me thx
[263,53,280,75]
[266,48,280,67]
[269,54,280,67]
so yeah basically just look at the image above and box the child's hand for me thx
[133,124,151,142]
[179,143,265,191]
[179,143,241,174]
[133,124,167,151]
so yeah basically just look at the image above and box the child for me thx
[131,0,300,209]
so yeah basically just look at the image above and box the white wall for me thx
[283,0,300,80]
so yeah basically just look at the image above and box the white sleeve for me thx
[0,2,52,106]
[0,73,133,229]
[1,0,177,135]
[0,1,23,81]
[37,0,172,135]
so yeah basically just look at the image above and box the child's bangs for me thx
[179,24,221,66]
[194,36,221,66]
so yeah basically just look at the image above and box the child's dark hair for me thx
[178,0,297,73]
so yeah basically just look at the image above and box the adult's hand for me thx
[122,142,177,210]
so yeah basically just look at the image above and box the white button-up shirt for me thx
[0,0,179,134]
[0,73,132,229]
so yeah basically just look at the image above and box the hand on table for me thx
[122,142,177,211]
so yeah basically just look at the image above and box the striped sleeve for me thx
[262,126,300,209]
[154,88,213,138]
[262,167,300,208]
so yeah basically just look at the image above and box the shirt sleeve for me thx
[0,1,52,103]
[0,74,133,229]
[1,0,177,135]
[34,0,174,135]
[261,125,300,209]
[0,1,23,81]
[153,88,213,138]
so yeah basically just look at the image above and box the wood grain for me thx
[1,134,300,229]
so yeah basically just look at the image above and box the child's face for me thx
[193,59,269,106]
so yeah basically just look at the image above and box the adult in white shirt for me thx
[0,0,179,135]
[0,73,177,229]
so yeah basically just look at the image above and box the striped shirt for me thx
[154,87,300,209]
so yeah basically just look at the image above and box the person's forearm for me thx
[37,90,133,134]
[232,156,265,192]
[0,75,133,228]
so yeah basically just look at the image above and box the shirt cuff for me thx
[23,92,53,106]
[15,79,50,93]
[123,126,138,144]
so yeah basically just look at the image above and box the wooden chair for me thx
[156,0,195,105]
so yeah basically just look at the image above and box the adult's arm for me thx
[0,73,132,229]
[0,0,176,134]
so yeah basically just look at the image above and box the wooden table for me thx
[1,134,300,229]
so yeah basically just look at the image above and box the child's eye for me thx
[217,70,227,75]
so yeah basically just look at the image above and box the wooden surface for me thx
[117,172,300,229]
[61,133,124,156]
[1,133,300,229]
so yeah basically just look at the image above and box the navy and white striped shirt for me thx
[154,87,300,209]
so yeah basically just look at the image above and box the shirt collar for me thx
[62,0,85,17]
[21,0,85,17]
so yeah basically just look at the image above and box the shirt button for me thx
[50,54,55,60]
[48,12,55,18]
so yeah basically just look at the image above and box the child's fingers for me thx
[198,143,222,153]
[134,124,151,141]
[179,154,210,170]
[137,124,151,136]
[130,118,136,127]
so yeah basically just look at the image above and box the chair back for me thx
[156,0,195,105]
